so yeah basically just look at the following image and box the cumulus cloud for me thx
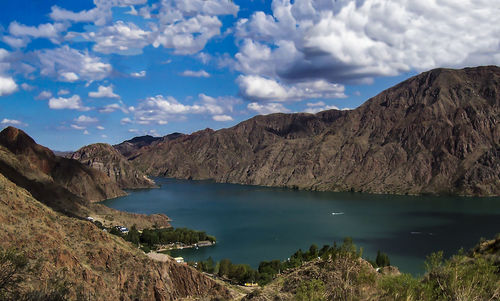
[58,89,70,95]
[35,90,53,100]
[48,95,90,111]
[247,102,290,115]
[131,70,146,77]
[84,21,152,54]
[96,125,105,130]
[70,124,86,130]
[303,101,339,114]
[74,115,98,124]
[235,0,500,86]
[20,83,34,91]
[180,70,210,78]
[1,118,26,126]
[37,45,112,82]
[131,93,237,125]
[88,85,120,98]
[7,21,68,45]
[0,76,18,96]
[99,102,128,113]
[50,0,147,26]
[121,117,132,124]
[212,114,233,121]
[237,75,345,102]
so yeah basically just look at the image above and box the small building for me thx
[86,216,94,222]
[174,257,184,264]
[197,241,213,247]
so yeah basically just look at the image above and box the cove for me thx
[102,178,500,276]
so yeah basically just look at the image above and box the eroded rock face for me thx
[129,66,500,196]
[71,143,155,189]
[0,127,125,203]
[0,173,232,301]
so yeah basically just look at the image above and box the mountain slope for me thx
[71,143,155,189]
[130,66,500,196]
[114,133,184,159]
[0,126,125,202]
[0,172,231,300]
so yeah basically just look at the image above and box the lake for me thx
[102,178,500,275]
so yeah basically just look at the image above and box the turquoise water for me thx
[102,178,500,275]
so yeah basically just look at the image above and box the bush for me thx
[375,250,390,267]
[295,279,325,301]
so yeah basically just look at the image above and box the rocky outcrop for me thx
[71,143,155,189]
[0,126,125,202]
[0,172,232,300]
[0,127,169,228]
[129,66,500,196]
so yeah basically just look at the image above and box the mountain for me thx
[114,133,184,159]
[71,143,155,189]
[0,126,125,203]
[0,126,169,228]
[128,66,500,196]
[0,169,231,300]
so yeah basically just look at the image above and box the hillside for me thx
[114,133,184,159]
[0,126,170,229]
[71,143,155,189]
[0,172,232,300]
[128,66,500,196]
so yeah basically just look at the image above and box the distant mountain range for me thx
[116,66,499,196]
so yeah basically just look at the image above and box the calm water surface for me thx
[103,178,500,275]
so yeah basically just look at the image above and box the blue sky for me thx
[0,0,498,150]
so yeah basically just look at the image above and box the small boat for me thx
[331,212,344,216]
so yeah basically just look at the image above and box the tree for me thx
[0,248,28,299]
[295,279,325,301]
[376,250,390,267]
[125,225,140,246]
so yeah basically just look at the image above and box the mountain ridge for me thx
[126,66,500,196]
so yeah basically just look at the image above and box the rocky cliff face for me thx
[71,143,155,189]
[129,66,500,196]
[0,172,232,301]
[114,133,183,159]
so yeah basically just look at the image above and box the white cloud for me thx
[180,70,210,78]
[99,102,128,113]
[50,0,147,26]
[88,85,119,98]
[212,114,233,122]
[303,101,339,113]
[35,90,53,100]
[247,102,290,115]
[71,124,86,130]
[1,118,26,126]
[132,93,237,125]
[96,125,105,130]
[85,21,152,54]
[48,95,90,111]
[237,75,345,102]
[2,36,29,48]
[0,76,18,97]
[58,89,70,95]
[7,21,68,45]
[37,45,112,82]
[121,117,132,124]
[83,130,90,135]
[20,83,34,91]
[60,72,79,82]
[74,115,98,124]
[235,0,500,86]
[101,134,108,138]
[131,70,146,77]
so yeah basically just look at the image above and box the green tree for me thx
[375,250,390,267]
[125,225,140,246]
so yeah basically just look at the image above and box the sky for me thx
[0,0,499,151]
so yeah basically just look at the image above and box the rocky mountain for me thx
[0,126,125,203]
[0,126,169,228]
[0,171,231,300]
[71,143,155,189]
[114,133,183,159]
[128,66,500,196]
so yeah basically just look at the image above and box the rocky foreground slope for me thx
[0,172,231,300]
[128,66,500,196]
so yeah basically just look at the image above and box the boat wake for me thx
[331,212,345,216]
